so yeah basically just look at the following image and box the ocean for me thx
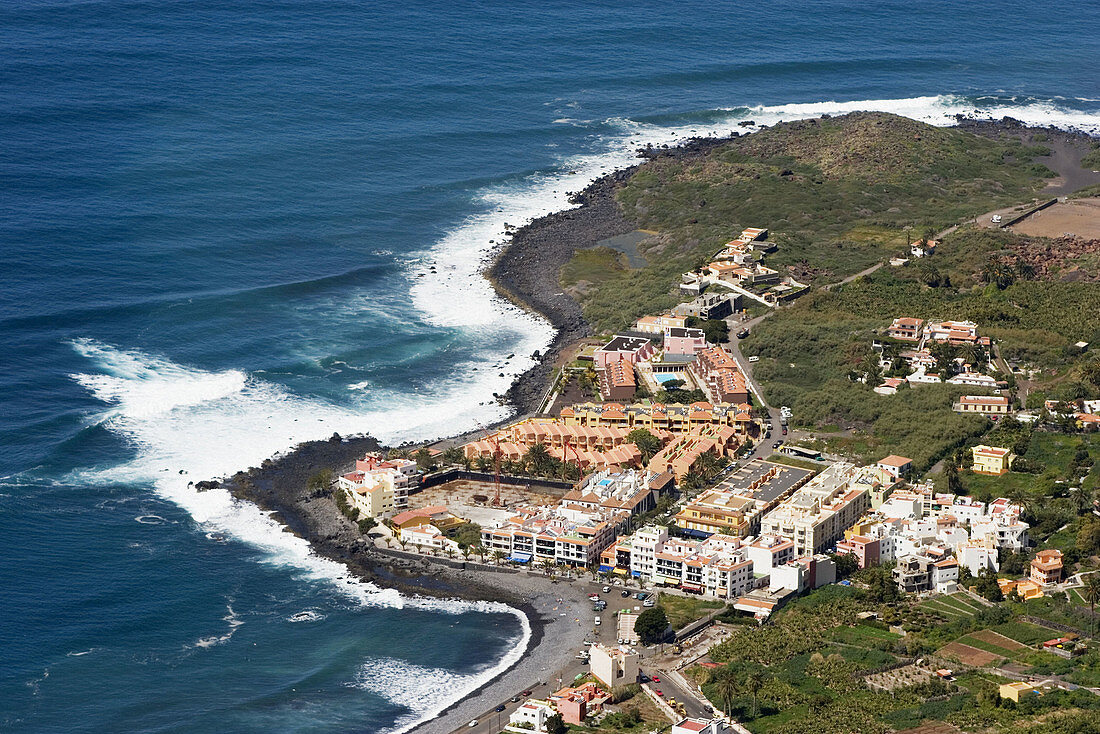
[2,1,1099,731]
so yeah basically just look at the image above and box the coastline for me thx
[222,435,593,734]
[218,114,1100,734]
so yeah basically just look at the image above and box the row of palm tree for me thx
[709,668,768,720]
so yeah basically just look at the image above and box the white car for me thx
[595,616,601,626]
[468,721,478,728]
[748,356,759,363]
[602,585,611,593]
[991,214,1002,223]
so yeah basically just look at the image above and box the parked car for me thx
[602,585,611,593]
[595,616,601,626]
[737,329,749,339]
[621,590,630,597]
[773,441,781,448]
[511,696,520,702]
[652,676,661,683]
[992,214,1002,223]
[635,592,647,600]
[495,705,506,712]
[643,599,655,607]
[748,355,759,363]
[781,426,787,435]
[468,721,478,728]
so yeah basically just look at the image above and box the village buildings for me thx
[688,346,749,405]
[480,469,657,567]
[953,395,1011,416]
[971,445,1014,475]
[760,462,870,556]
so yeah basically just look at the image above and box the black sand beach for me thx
[217,114,1100,734]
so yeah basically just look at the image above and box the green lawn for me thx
[657,593,724,630]
[921,598,976,619]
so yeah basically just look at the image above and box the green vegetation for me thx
[634,606,669,645]
[699,583,1100,733]
[562,112,1052,332]
[442,522,482,549]
[741,232,1100,467]
[656,593,724,630]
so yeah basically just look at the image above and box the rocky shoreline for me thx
[212,113,1100,734]
[493,134,743,414]
[220,434,592,734]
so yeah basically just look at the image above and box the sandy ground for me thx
[1010,197,1100,239]
[409,479,561,527]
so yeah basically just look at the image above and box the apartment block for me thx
[760,462,870,556]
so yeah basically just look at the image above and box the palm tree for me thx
[461,546,472,562]
[712,670,739,719]
[397,537,408,551]
[445,547,457,560]
[1084,575,1100,635]
[492,549,506,566]
[1007,487,1034,521]
[413,543,424,555]
[1073,488,1095,516]
[743,672,765,719]
[524,443,553,478]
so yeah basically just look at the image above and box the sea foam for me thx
[67,92,1099,734]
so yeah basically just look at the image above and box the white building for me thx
[760,463,870,556]
[506,700,555,733]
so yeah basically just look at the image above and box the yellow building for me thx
[999,681,1037,702]
[347,480,394,519]
[998,578,1044,600]
[675,491,756,537]
[562,401,754,437]
[971,445,1013,476]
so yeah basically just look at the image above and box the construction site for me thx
[407,477,569,527]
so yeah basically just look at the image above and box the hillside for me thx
[562,112,1053,332]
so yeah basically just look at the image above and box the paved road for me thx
[723,313,783,460]
[453,579,664,734]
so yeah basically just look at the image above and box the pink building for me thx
[664,327,707,357]
[594,335,655,369]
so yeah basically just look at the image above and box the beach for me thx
[215,114,1100,734]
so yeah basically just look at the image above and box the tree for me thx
[701,318,729,344]
[974,567,1004,602]
[744,671,765,719]
[545,713,567,734]
[634,606,669,645]
[441,446,464,466]
[712,669,740,718]
[1085,575,1100,635]
[524,443,553,477]
[627,428,661,463]
[307,469,333,496]
[1077,521,1100,556]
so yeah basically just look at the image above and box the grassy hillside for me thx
[561,112,1053,332]
[742,226,1100,467]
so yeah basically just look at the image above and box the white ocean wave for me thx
[349,618,529,734]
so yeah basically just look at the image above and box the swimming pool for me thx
[655,373,685,384]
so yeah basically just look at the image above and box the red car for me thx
[656,690,663,696]
[651,676,660,683]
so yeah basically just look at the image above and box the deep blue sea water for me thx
[2,1,1099,732]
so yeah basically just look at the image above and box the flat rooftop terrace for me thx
[714,458,815,505]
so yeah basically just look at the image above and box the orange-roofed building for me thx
[1031,549,1064,585]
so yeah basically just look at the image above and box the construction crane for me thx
[561,436,581,487]
[475,421,504,507]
